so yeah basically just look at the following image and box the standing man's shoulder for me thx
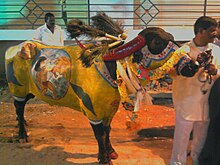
[35,24,47,33]
[209,43,220,62]
[208,42,220,51]
[33,24,46,41]
[177,41,191,53]
[55,25,62,30]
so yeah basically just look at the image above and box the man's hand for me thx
[206,63,218,76]
[197,49,213,67]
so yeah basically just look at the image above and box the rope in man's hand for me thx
[197,49,218,94]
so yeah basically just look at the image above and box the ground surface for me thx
[0,89,192,165]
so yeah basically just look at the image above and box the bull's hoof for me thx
[108,160,113,165]
[18,130,28,143]
[98,154,112,165]
[19,138,28,143]
[109,151,118,160]
[99,160,113,165]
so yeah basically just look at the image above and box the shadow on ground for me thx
[136,126,174,140]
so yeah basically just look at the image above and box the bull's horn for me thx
[105,33,128,41]
[121,33,128,40]
[102,35,146,61]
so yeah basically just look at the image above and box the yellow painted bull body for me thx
[6,41,120,124]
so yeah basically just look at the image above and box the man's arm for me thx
[175,57,199,77]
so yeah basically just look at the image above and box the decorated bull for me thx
[5,13,202,165]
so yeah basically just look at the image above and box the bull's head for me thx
[79,27,177,67]
[102,27,176,62]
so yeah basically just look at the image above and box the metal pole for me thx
[204,0,207,16]
[88,0,90,25]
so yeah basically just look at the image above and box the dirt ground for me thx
[0,90,193,165]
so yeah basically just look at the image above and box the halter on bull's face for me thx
[5,15,198,164]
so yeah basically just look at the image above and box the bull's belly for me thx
[38,84,120,123]
[9,79,121,123]
[33,87,82,112]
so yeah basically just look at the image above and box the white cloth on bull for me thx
[116,58,152,112]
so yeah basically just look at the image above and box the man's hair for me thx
[45,12,55,22]
[194,16,217,35]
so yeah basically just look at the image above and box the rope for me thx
[198,67,213,95]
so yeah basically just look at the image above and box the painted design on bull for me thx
[93,60,118,88]
[31,48,71,100]
[6,61,22,86]
[70,83,96,116]
[141,41,179,68]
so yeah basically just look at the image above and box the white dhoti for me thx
[170,111,209,165]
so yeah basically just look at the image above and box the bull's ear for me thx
[102,35,146,61]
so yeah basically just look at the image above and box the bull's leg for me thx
[15,94,35,126]
[14,99,28,142]
[90,122,112,165]
[14,94,35,142]
[103,126,118,160]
